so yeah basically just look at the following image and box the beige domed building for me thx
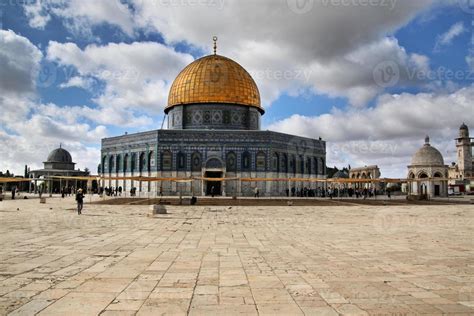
[407,136,448,198]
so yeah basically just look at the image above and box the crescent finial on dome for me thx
[213,36,218,55]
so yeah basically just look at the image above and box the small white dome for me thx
[411,136,444,166]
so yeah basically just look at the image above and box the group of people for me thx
[99,186,123,197]
[60,186,79,198]
[283,187,388,199]
[98,186,144,197]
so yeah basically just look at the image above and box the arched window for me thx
[177,152,186,171]
[282,154,288,173]
[191,152,202,172]
[313,157,319,175]
[226,152,236,172]
[306,157,311,174]
[116,155,121,173]
[148,151,154,172]
[256,151,266,171]
[123,154,129,173]
[139,153,146,173]
[418,172,428,179]
[299,155,304,174]
[242,151,251,171]
[102,156,107,174]
[131,153,137,174]
[290,155,296,175]
[162,150,172,171]
[272,152,279,172]
[433,172,443,178]
[206,158,223,169]
[108,155,115,174]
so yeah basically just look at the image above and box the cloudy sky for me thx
[0,0,473,177]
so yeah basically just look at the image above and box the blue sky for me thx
[0,0,473,177]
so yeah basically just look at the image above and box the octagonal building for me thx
[100,45,327,196]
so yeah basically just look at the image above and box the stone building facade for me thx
[100,50,327,196]
[349,165,381,189]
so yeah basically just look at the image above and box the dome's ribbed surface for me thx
[411,143,444,166]
[166,54,262,113]
[47,148,72,163]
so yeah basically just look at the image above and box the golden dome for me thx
[166,54,263,113]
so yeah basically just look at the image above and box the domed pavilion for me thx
[407,136,448,198]
[100,38,327,196]
[29,146,90,193]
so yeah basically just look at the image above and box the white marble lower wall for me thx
[102,172,326,197]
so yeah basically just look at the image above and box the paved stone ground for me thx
[0,197,473,315]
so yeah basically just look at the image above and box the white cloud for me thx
[23,0,135,38]
[23,0,438,107]
[59,76,94,90]
[435,22,465,51]
[0,30,42,97]
[47,40,194,113]
[23,1,51,29]
[0,30,107,175]
[268,86,474,177]
[130,0,436,107]
[37,103,153,127]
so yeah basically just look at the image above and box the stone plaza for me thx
[1,197,474,315]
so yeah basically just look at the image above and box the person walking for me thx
[11,186,16,200]
[254,187,259,198]
[76,188,84,215]
[210,185,215,198]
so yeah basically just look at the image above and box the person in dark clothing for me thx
[11,186,16,200]
[210,186,215,198]
[76,188,84,215]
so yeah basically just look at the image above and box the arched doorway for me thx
[433,172,443,197]
[204,157,224,196]
[418,172,429,196]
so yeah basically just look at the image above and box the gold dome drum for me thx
[166,55,263,114]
